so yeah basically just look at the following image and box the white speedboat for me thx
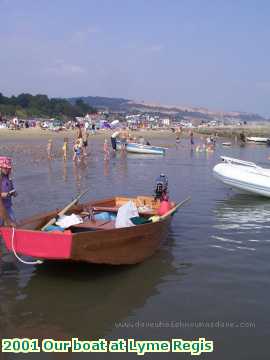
[213,156,270,197]
[116,141,166,155]
[222,142,232,146]
[246,137,270,145]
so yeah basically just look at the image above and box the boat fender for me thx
[157,199,171,216]
[149,215,160,223]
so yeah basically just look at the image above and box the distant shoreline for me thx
[0,125,270,140]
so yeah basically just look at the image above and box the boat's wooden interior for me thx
[18,196,160,232]
[71,219,116,233]
[90,196,160,214]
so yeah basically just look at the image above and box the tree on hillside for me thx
[0,93,96,119]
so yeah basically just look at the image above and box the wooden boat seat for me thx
[92,206,118,213]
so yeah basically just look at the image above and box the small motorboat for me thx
[222,142,232,146]
[213,156,270,197]
[116,141,166,155]
[246,137,270,145]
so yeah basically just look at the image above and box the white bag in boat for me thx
[56,214,83,228]
[115,201,139,228]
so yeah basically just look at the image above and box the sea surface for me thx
[0,136,269,359]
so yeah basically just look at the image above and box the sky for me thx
[1,0,270,116]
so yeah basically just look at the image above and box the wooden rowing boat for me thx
[0,196,190,265]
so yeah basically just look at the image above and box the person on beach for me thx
[111,130,120,151]
[212,133,218,146]
[190,131,195,149]
[73,139,82,162]
[91,123,96,135]
[104,139,110,160]
[239,131,246,144]
[138,136,145,145]
[0,157,17,226]
[84,121,89,133]
[82,131,89,156]
[62,137,68,161]
[47,139,53,160]
[76,124,83,140]
[119,128,129,150]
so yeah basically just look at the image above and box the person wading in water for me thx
[0,157,17,227]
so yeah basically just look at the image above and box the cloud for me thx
[45,60,86,76]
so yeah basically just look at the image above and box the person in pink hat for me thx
[0,157,17,226]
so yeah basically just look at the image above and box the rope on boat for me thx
[11,227,43,265]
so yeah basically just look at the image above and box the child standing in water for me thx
[47,139,53,160]
[62,137,68,161]
[73,139,82,162]
[0,157,17,226]
[103,139,110,160]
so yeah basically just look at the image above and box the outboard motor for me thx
[154,173,168,200]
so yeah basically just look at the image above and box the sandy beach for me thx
[0,127,174,140]
[1,124,270,141]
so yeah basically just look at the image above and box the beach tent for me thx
[100,120,111,129]
[110,120,120,128]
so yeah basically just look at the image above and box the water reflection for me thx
[47,159,53,184]
[72,162,82,192]
[214,194,270,230]
[103,159,110,177]
[62,161,67,182]
[0,246,180,340]
[115,152,128,179]
[211,194,270,252]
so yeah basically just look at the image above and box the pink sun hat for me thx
[0,156,12,169]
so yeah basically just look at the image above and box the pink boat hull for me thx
[1,228,72,260]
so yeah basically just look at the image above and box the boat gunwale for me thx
[0,196,162,232]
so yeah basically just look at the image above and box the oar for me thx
[159,196,191,221]
[41,189,89,231]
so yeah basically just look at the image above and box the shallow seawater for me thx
[0,137,269,359]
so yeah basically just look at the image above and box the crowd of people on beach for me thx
[46,124,119,162]
[45,125,157,163]
[46,126,91,162]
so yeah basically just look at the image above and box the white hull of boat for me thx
[213,156,270,198]
[222,142,232,146]
[116,142,165,155]
[246,137,270,144]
